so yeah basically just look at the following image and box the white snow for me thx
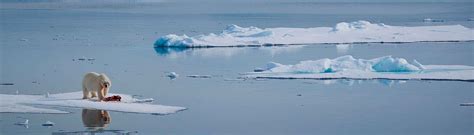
[154,20,474,47]
[245,55,474,81]
[0,91,186,115]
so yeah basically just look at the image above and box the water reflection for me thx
[303,79,407,87]
[52,130,138,135]
[154,45,305,58]
[52,109,138,135]
[154,47,189,56]
[82,109,111,130]
[336,44,351,54]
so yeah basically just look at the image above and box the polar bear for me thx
[82,72,111,101]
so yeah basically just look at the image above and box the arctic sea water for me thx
[1,1,473,135]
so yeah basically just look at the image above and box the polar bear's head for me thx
[99,73,112,89]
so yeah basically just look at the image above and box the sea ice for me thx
[245,55,474,81]
[0,91,186,115]
[154,20,473,47]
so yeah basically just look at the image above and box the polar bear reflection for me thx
[82,109,111,130]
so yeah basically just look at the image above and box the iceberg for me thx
[245,55,474,81]
[0,91,186,115]
[154,20,474,47]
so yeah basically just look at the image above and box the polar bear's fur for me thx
[82,72,112,101]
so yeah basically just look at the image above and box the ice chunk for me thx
[259,55,422,73]
[155,34,195,47]
[154,20,473,47]
[0,91,186,115]
[14,119,29,128]
[253,68,265,72]
[246,55,474,81]
[423,18,444,22]
[332,20,384,31]
[133,98,154,103]
[187,75,212,78]
[78,57,86,61]
[15,119,29,125]
[460,103,474,106]
[412,59,425,70]
[371,56,420,72]
[167,72,178,79]
[0,83,14,85]
[42,121,55,126]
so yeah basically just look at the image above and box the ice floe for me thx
[245,55,474,81]
[154,20,473,47]
[0,91,186,115]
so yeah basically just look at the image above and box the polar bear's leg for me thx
[91,92,97,98]
[104,88,109,97]
[98,88,105,101]
[83,88,89,99]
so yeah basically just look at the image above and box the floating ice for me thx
[78,57,86,61]
[460,103,474,106]
[133,98,154,103]
[262,55,421,73]
[254,68,265,72]
[0,91,186,115]
[42,121,55,126]
[187,75,212,78]
[167,72,178,79]
[154,20,473,47]
[15,119,29,126]
[0,83,14,85]
[423,18,445,22]
[245,55,474,81]
[14,119,29,128]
